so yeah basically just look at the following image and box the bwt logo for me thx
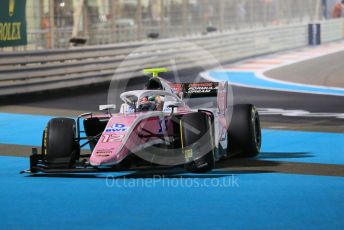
[105,123,128,132]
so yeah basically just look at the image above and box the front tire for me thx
[42,118,79,168]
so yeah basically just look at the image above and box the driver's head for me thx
[138,96,156,111]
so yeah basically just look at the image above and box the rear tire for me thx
[42,118,79,168]
[226,104,261,158]
[180,112,215,173]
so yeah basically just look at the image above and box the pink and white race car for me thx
[23,68,261,174]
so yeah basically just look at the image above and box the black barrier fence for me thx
[308,23,322,46]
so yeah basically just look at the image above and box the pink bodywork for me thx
[88,81,229,166]
[89,111,188,166]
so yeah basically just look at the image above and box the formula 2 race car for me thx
[22,68,261,174]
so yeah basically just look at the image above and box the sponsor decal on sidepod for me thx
[105,123,128,132]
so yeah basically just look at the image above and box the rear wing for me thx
[169,81,228,113]
[169,82,219,98]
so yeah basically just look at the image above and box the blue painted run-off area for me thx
[0,113,53,146]
[208,71,344,96]
[0,156,342,230]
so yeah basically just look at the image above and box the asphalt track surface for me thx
[0,48,343,230]
[265,50,344,88]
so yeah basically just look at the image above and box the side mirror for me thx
[166,101,185,108]
[99,104,116,112]
[165,101,185,113]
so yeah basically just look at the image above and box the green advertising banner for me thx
[0,0,27,47]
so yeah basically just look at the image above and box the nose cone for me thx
[90,155,115,166]
[90,148,129,166]
[89,156,102,166]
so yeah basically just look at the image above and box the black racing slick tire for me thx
[226,104,261,158]
[181,112,215,173]
[42,118,79,168]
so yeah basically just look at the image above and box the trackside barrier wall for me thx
[320,18,344,43]
[0,20,343,97]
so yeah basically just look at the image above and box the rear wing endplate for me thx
[169,82,219,98]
